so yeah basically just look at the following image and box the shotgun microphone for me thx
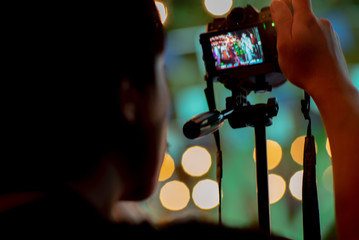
[183,109,233,140]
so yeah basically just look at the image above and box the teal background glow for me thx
[142,1,359,239]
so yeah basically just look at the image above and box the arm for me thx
[270,0,359,239]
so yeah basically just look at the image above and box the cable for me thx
[204,77,223,225]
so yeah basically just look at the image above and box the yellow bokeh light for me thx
[326,138,332,158]
[204,0,233,16]
[159,181,190,211]
[155,1,168,24]
[289,170,303,201]
[253,139,282,170]
[290,136,317,165]
[158,153,175,182]
[181,146,212,177]
[268,174,286,204]
[192,179,219,210]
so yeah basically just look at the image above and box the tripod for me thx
[184,76,320,237]
[183,86,278,233]
[226,90,278,233]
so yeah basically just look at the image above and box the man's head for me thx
[2,0,169,200]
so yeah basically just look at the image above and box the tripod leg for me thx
[254,124,271,234]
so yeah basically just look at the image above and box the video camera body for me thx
[200,5,285,91]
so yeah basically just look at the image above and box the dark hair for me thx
[1,1,165,193]
[119,0,165,87]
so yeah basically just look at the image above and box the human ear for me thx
[119,78,139,124]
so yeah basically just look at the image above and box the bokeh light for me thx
[192,179,219,210]
[182,146,212,177]
[155,1,168,24]
[290,136,317,165]
[253,139,282,170]
[143,1,358,238]
[158,153,175,182]
[268,174,286,204]
[326,138,332,158]
[159,181,190,211]
[204,0,232,16]
[289,170,303,201]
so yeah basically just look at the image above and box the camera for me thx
[184,6,321,235]
[200,5,286,91]
[184,5,287,139]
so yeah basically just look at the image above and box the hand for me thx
[271,2,359,239]
[270,0,351,98]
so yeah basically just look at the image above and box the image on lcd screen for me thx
[210,26,264,70]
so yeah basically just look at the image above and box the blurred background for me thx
[127,0,359,239]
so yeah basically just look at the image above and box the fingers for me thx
[292,0,313,17]
[293,0,312,11]
[282,0,293,12]
[270,0,293,47]
[318,18,333,30]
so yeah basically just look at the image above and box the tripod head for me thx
[183,85,278,140]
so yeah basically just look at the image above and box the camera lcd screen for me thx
[209,26,264,70]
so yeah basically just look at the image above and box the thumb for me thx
[270,0,293,47]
